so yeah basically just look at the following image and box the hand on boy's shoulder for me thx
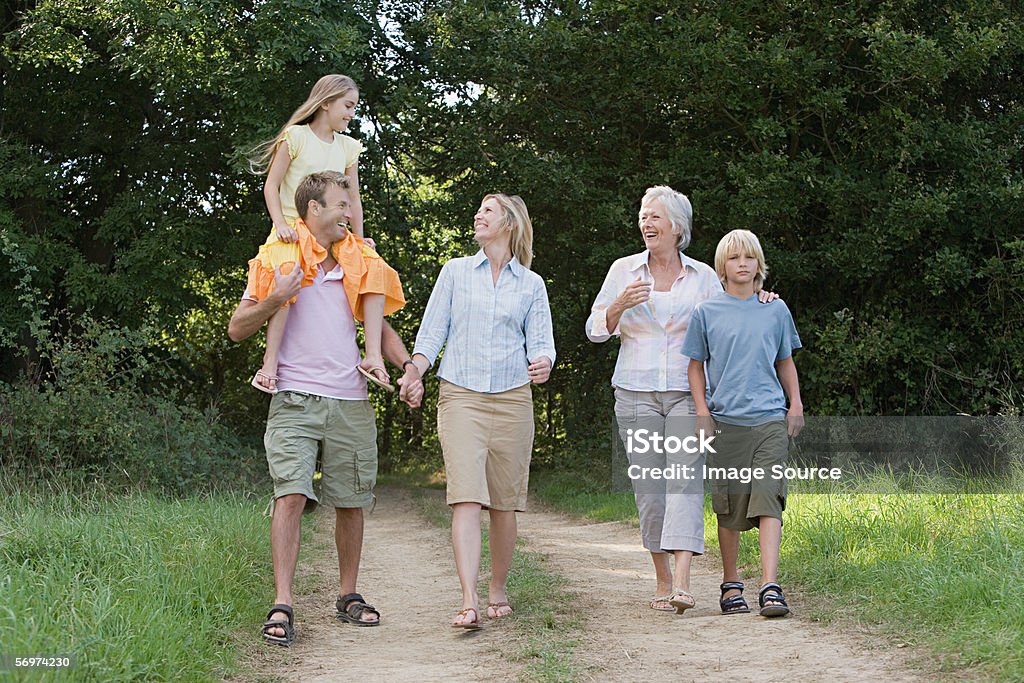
[757,289,781,304]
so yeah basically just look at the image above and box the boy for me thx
[682,229,804,618]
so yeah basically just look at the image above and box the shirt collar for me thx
[472,249,523,277]
[629,250,698,280]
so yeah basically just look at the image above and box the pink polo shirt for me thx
[245,264,367,400]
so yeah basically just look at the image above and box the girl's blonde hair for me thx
[484,193,534,269]
[714,229,768,290]
[250,74,359,174]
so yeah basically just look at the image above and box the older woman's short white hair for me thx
[639,186,693,251]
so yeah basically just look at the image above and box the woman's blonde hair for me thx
[714,229,768,290]
[250,74,359,174]
[484,193,534,269]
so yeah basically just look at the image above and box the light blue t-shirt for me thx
[681,293,801,426]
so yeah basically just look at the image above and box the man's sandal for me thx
[452,606,482,630]
[720,581,751,615]
[356,366,395,392]
[261,604,294,646]
[668,590,696,615]
[251,370,279,394]
[336,593,381,626]
[758,582,791,618]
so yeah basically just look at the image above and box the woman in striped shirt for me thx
[412,194,556,629]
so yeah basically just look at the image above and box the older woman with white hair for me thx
[586,185,773,617]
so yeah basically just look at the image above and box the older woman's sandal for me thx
[719,581,751,615]
[758,582,791,617]
[669,590,696,614]
[336,593,381,626]
[262,604,294,646]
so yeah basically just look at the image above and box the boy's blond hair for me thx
[714,229,768,290]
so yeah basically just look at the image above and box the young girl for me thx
[247,74,404,393]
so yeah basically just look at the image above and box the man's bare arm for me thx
[227,267,303,342]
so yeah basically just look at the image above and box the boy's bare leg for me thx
[719,526,742,601]
[256,306,289,391]
[358,294,387,380]
[452,502,482,625]
[757,516,787,611]
[757,516,782,584]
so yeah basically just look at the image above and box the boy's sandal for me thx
[251,370,279,394]
[261,604,294,646]
[668,590,696,614]
[650,595,675,612]
[336,593,381,627]
[452,606,482,630]
[356,366,395,392]
[758,582,791,618]
[719,581,751,615]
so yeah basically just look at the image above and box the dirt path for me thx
[246,487,516,682]
[248,488,924,682]
[516,509,923,682]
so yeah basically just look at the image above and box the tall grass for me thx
[782,493,1024,678]
[0,482,271,682]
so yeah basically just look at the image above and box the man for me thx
[228,170,424,645]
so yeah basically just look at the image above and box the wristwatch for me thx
[402,359,417,372]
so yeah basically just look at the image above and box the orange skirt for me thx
[246,222,405,320]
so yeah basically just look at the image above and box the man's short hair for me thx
[295,171,350,220]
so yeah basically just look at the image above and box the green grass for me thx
[405,485,583,682]
[530,467,1024,681]
[782,493,1024,678]
[0,481,274,682]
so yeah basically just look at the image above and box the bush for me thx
[0,314,262,493]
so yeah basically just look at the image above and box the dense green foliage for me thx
[2,1,1022,476]
[386,0,1024,427]
[0,313,262,490]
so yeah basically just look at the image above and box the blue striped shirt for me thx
[413,251,557,393]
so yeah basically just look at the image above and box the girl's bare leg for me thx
[255,306,289,392]
[357,294,387,381]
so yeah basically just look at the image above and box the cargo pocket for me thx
[353,444,379,493]
[711,482,731,516]
[267,391,309,423]
[266,429,306,484]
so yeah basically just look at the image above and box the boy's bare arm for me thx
[688,359,716,436]
[775,356,804,436]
